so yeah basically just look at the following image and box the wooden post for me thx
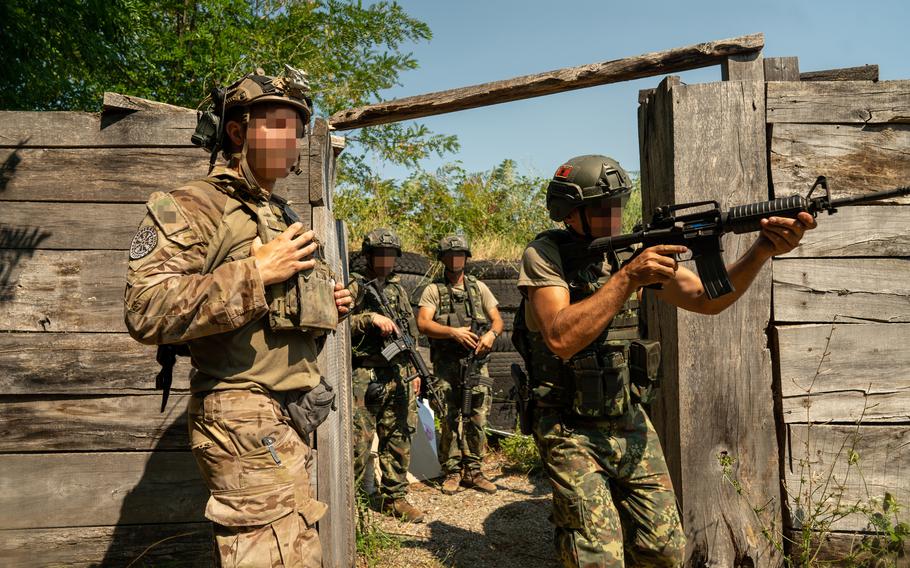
[764,57,801,82]
[638,76,781,566]
[722,50,765,81]
[311,118,356,567]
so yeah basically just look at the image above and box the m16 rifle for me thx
[361,279,444,410]
[564,177,910,299]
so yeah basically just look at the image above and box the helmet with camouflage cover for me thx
[545,155,633,221]
[436,234,471,259]
[191,64,313,161]
[362,228,402,256]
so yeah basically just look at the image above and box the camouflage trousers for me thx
[532,404,686,568]
[431,363,491,475]
[351,366,417,499]
[188,389,326,568]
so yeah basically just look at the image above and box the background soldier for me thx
[416,235,504,495]
[515,154,816,567]
[348,228,424,523]
[124,66,353,567]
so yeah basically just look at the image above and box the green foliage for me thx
[1,0,457,179]
[356,493,400,567]
[499,433,542,474]
[336,159,556,257]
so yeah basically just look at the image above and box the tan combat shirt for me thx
[417,278,499,320]
[124,167,322,394]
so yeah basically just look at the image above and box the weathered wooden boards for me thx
[639,75,781,566]
[769,80,910,542]
[0,104,354,566]
[330,33,764,129]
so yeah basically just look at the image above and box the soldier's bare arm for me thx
[474,305,503,355]
[251,222,318,285]
[416,306,478,349]
[656,213,815,314]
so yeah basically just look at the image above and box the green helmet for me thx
[362,228,402,256]
[545,155,633,221]
[191,64,314,154]
[436,234,471,259]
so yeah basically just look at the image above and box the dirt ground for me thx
[358,454,560,568]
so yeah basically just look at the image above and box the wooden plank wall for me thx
[638,66,783,565]
[768,78,910,560]
[0,107,354,566]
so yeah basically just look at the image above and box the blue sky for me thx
[358,0,909,180]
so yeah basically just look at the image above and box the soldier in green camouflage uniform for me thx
[516,155,816,567]
[124,67,354,567]
[347,228,424,522]
[416,235,504,495]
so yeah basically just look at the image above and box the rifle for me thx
[456,350,492,450]
[565,177,910,299]
[361,278,444,410]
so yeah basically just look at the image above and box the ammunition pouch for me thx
[565,345,630,419]
[268,255,339,334]
[629,339,661,405]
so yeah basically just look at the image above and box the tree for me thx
[0,0,457,181]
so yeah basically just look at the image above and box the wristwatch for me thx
[490,330,500,338]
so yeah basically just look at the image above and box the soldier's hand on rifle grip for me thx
[370,313,397,337]
[252,223,318,286]
[756,213,816,257]
[621,245,688,289]
[450,326,479,350]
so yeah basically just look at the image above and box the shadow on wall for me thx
[96,415,212,567]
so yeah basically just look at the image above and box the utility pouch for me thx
[568,346,629,419]
[284,377,337,440]
[629,339,661,405]
[364,379,387,409]
[295,246,339,332]
[510,363,535,436]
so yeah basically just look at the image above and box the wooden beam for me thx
[767,80,910,124]
[763,57,800,81]
[103,92,195,115]
[0,523,212,567]
[330,33,765,130]
[639,77,780,565]
[800,64,879,82]
[776,323,910,423]
[776,206,910,258]
[773,258,910,323]
[770,123,910,199]
[721,50,764,81]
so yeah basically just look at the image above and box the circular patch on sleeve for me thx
[129,226,159,260]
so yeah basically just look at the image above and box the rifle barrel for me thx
[829,186,910,208]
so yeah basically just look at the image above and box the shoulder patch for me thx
[129,226,158,260]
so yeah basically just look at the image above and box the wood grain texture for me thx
[0,202,145,249]
[799,64,879,82]
[773,258,910,323]
[639,77,780,566]
[776,205,910,258]
[0,452,207,529]
[776,323,910,423]
[330,34,764,129]
[0,332,191,394]
[0,523,212,567]
[721,51,764,81]
[0,111,197,147]
[0,395,190,451]
[770,123,910,199]
[763,57,800,81]
[0,250,127,331]
[766,80,910,124]
[785,424,910,532]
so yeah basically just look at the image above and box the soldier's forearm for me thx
[417,317,453,340]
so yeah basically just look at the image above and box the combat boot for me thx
[381,497,425,523]
[440,472,461,495]
[462,470,497,494]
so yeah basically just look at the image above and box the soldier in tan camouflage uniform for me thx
[515,155,816,567]
[124,66,353,568]
[347,228,424,523]
[416,235,503,495]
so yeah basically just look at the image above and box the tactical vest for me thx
[513,229,660,418]
[429,275,489,369]
[350,272,413,367]
[194,174,339,334]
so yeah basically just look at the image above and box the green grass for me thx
[498,433,542,474]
